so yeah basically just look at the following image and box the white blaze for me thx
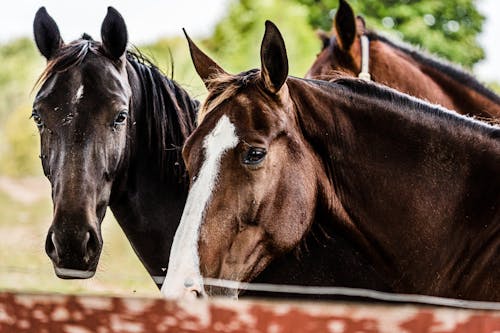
[161,115,238,299]
[74,85,84,104]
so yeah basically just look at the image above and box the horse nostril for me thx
[83,230,100,263]
[193,289,203,299]
[184,279,204,299]
[45,231,58,263]
[82,231,90,253]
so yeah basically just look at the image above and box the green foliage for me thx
[0,105,41,177]
[138,36,207,99]
[295,0,485,68]
[205,0,319,76]
[0,38,44,123]
[0,38,44,177]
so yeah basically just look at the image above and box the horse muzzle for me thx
[45,225,102,279]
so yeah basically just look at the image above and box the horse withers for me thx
[163,21,500,301]
[307,0,500,119]
[32,8,197,282]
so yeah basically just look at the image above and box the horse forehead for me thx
[226,93,284,133]
[82,56,128,87]
[35,70,82,105]
[74,57,130,104]
[187,114,239,174]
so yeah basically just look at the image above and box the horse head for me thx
[306,0,367,79]
[33,7,132,278]
[163,22,324,299]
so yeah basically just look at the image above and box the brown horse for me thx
[163,21,500,301]
[306,0,500,119]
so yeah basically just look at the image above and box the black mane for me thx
[126,50,198,182]
[37,37,199,183]
[365,31,500,105]
[314,76,500,138]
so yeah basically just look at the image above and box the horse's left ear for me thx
[260,21,288,94]
[101,7,128,60]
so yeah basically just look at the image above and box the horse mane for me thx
[126,50,199,181]
[307,76,500,138]
[365,31,500,105]
[35,36,199,183]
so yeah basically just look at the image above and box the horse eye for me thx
[243,147,267,165]
[31,110,44,128]
[113,110,128,127]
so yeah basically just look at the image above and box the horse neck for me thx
[108,61,198,287]
[369,39,500,119]
[289,78,500,297]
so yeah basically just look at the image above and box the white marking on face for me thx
[161,115,239,299]
[74,85,84,104]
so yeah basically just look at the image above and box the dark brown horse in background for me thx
[163,21,500,301]
[307,0,500,119]
[33,7,198,284]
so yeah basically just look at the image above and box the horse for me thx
[306,0,500,120]
[33,7,386,297]
[162,21,500,301]
[32,7,198,286]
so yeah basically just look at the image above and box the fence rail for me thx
[1,291,499,332]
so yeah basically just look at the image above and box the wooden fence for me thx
[1,291,499,332]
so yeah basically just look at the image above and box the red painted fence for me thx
[0,292,499,332]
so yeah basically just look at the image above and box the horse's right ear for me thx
[33,7,63,60]
[183,29,226,88]
[334,0,356,51]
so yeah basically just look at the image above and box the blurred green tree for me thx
[0,38,43,123]
[205,0,319,76]
[139,36,207,99]
[0,105,41,177]
[295,0,485,68]
[0,38,44,177]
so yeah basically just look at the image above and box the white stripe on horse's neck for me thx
[358,35,371,81]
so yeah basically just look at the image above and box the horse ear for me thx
[33,7,63,60]
[334,0,356,51]
[260,21,288,94]
[183,29,227,88]
[356,16,367,33]
[101,7,128,60]
[316,30,331,50]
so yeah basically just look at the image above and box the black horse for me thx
[33,7,198,285]
[33,7,389,296]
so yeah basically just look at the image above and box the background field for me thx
[0,0,499,297]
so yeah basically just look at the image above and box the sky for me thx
[0,0,498,82]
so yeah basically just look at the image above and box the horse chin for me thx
[54,267,96,279]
